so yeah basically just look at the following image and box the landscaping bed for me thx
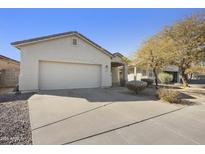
[0,93,33,144]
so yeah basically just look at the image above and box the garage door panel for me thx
[39,61,101,90]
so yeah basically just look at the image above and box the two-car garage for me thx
[39,61,101,90]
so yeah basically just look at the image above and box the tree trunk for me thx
[153,68,158,89]
[181,69,189,87]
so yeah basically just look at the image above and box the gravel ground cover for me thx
[0,93,34,144]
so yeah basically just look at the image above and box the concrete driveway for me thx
[28,87,205,144]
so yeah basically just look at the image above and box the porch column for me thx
[122,64,128,86]
[134,66,137,80]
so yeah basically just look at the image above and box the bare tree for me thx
[133,33,172,88]
[163,13,205,87]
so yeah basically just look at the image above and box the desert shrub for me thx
[158,72,173,84]
[127,81,147,94]
[141,78,154,87]
[158,88,181,103]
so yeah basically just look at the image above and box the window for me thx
[72,39,77,45]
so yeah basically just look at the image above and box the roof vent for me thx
[72,38,77,45]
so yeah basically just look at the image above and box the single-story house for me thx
[128,63,205,84]
[0,55,20,87]
[11,31,128,91]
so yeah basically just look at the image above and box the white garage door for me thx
[39,61,101,90]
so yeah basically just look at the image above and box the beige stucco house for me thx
[0,55,20,87]
[11,31,127,91]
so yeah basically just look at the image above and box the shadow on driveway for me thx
[37,87,159,103]
[37,87,198,104]
[0,93,35,103]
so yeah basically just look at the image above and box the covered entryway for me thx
[111,53,128,86]
[39,61,101,90]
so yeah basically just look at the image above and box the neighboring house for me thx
[0,55,20,87]
[192,59,205,80]
[11,31,127,91]
[128,65,180,83]
[128,66,154,81]
[163,65,180,83]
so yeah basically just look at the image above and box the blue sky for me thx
[0,8,204,61]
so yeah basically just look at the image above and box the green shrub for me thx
[158,72,173,84]
[158,88,181,103]
[127,81,147,94]
[141,78,154,87]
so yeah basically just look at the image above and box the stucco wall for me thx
[18,35,112,91]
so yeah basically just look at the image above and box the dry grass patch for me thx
[158,88,181,104]
[158,88,197,105]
